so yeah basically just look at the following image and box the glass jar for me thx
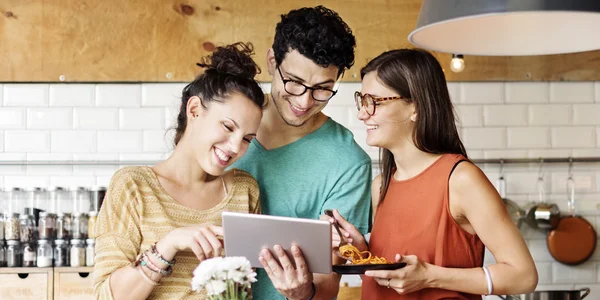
[24,187,45,220]
[72,213,88,239]
[5,213,20,241]
[54,239,69,267]
[6,240,21,267]
[32,187,50,212]
[0,213,4,240]
[19,214,35,244]
[72,187,90,215]
[0,188,7,215]
[37,239,53,267]
[90,186,106,212]
[56,213,72,240]
[38,212,55,240]
[48,186,69,215]
[70,239,86,267]
[23,243,36,267]
[8,187,26,215]
[0,240,6,267]
[88,211,98,239]
[85,239,95,266]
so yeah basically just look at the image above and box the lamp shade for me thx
[408,0,600,56]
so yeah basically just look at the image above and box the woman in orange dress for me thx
[329,48,537,299]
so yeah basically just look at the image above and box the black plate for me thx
[332,262,407,274]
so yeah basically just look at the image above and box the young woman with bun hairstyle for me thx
[93,42,265,300]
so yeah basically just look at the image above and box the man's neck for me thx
[256,95,328,150]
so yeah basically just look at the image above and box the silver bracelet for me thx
[482,266,493,295]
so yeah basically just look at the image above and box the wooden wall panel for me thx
[1,0,600,82]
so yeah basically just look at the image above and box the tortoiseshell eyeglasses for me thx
[354,91,404,116]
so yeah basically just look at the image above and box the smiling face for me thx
[185,93,262,176]
[268,49,339,127]
[358,71,416,149]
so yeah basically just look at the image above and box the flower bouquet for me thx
[191,256,257,300]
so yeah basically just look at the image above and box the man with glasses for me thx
[231,5,372,300]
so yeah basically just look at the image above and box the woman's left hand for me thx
[364,254,432,295]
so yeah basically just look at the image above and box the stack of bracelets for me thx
[134,242,176,286]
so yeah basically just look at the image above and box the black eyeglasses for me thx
[277,67,338,102]
[354,91,404,116]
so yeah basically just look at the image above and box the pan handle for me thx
[537,176,546,204]
[568,175,576,216]
[498,176,506,199]
[580,287,590,299]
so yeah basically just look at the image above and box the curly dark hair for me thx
[272,6,356,76]
[174,42,265,145]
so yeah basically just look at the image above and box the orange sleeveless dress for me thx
[362,154,484,300]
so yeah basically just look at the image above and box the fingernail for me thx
[261,249,269,256]
[292,245,298,252]
[274,245,281,251]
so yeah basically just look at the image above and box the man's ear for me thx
[266,48,277,76]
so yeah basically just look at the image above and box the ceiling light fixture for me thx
[408,0,600,56]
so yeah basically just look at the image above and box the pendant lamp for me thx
[408,0,600,56]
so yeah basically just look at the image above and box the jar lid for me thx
[73,212,87,217]
[88,211,98,217]
[26,187,46,192]
[38,239,50,245]
[39,212,49,217]
[10,212,20,218]
[47,186,66,192]
[70,186,89,192]
[57,212,72,218]
[54,239,66,245]
[7,240,20,246]
[91,186,107,191]
[86,239,95,244]
[71,239,83,245]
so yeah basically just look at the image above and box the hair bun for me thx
[196,42,261,78]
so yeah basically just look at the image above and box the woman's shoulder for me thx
[108,166,156,188]
[227,168,259,192]
[111,165,152,179]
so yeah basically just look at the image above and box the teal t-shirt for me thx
[231,117,372,300]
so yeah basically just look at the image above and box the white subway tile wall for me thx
[1,82,600,294]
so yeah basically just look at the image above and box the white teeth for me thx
[290,103,308,112]
[367,125,379,130]
[215,148,231,162]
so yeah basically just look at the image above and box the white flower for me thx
[191,256,256,299]
[205,279,227,295]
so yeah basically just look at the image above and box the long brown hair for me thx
[360,49,467,205]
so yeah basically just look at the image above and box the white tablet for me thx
[222,211,332,274]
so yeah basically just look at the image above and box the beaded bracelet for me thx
[151,242,176,266]
[141,251,173,276]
